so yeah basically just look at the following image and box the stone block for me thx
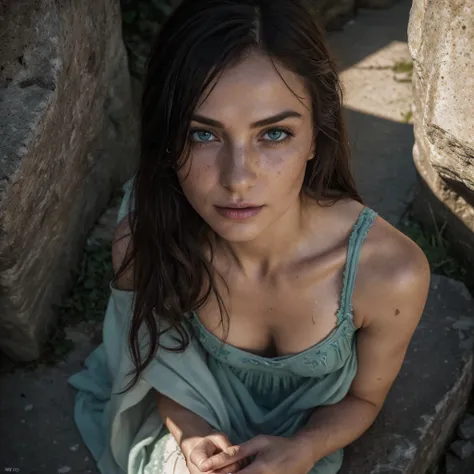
[450,440,474,460]
[0,0,138,361]
[408,0,474,269]
[341,275,474,474]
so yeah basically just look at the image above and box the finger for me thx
[207,431,233,452]
[198,437,265,473]
[214,460,244,474]
[190,439,218,471]
[203,436,268,472]
[225,459,263,474]
[198,444,245,472]
[190,432,233,471]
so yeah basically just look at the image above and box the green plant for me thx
[401,110,413,123]
[392,59,413,75]
[398,214,469,292]
[57,238,114,325]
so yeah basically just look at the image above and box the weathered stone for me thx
[0,0,138,361]
[450,439,474,460]
[408,0,474,269]
[341,275,474,474]
[458,415,474,440]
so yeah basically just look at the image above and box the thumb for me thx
[190,438,218,470]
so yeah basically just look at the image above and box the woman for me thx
[69,0,430,473]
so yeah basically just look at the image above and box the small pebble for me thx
[24,404,33,411]
[458,415,474,440]
[69,444,79,452]
[450,439,474,460]
[58,467,71,473]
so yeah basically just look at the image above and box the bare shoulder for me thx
[353,210,431,329]
[111,213,135,290]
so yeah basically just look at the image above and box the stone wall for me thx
[408,0,474,270]
[0,0,138,361]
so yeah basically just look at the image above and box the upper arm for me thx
[349,238,431,409]
[111,213,135,291]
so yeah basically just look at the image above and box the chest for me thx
[194,269,346,358]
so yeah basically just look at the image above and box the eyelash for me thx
[188,127,295,147]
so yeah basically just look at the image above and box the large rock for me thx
[341,275,474,474]
[0,0,138,361]
[408,0,474,268]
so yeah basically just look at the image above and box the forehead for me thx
[195,51,312,120]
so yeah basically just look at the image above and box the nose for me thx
[220,147,258,193]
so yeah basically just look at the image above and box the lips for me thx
[214,204,264,220]
[217,203,261,209]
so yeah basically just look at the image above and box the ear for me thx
[307,137,317,161]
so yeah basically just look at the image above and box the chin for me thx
[208,220,263,243]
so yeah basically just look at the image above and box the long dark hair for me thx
[113,0,362,394]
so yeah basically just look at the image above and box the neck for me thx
[214,193,314,281]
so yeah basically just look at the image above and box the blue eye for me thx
[263,129,290,142]
[190,130,216,143]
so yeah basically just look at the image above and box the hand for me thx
[180,430,249,474]
[197,434,315,474]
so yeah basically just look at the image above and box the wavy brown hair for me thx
[113,0,362,395]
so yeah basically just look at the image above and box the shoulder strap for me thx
[116,174,137,225]
[336,207,378,323]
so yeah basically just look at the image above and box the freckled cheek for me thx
[258,152,304,183]
[180,161,218,202]
[258,153,286,175]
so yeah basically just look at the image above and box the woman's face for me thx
[177,50,315,243]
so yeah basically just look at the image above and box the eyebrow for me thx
[191,110,303,129]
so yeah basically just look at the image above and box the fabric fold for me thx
[68,290,234,473]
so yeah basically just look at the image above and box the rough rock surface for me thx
[0,0,138,361]
[408,0,474,268]
[341,275,474,474]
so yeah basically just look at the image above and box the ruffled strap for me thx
[336,207,378,324]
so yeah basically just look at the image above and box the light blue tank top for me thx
[186,206,378,473]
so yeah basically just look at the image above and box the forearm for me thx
[156,391,215,447]
[292,394,380,464]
